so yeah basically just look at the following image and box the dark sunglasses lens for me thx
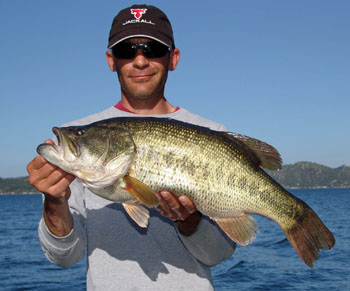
[112,43,137,59]
[143,42,169,58]
[112,42,170,59]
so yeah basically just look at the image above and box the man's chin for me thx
[124,87,164,101]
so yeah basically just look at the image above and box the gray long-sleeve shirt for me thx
[38,106,235,290]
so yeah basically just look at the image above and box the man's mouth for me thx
[130,73,154,81]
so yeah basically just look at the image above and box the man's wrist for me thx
[176,212,202,236]
[43,191,69,206]
[43,193,73,237]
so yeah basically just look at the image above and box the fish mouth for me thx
[52,127,63,154]
[52,127,61,145]
[53,127,80,157]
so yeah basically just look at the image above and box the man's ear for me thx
[168,48,180,71]
[106,50,117,72]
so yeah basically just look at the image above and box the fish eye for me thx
[75,128,86,136]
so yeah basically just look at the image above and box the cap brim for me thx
[108,34,170,48]
[108,26,172,49]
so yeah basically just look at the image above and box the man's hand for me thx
[27,140,75,202]
[27,140,76,236]
[156,191,202,236]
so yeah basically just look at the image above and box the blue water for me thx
[0,189,349,290]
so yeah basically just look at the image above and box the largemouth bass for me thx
[37,117,335,267]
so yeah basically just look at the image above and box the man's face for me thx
[107,38,177,102]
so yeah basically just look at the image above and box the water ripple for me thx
[1,189,349,290]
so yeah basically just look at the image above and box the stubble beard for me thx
[120,74,168,103]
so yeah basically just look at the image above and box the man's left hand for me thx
[156,191,202,236]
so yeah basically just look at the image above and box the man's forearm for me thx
[178,216,236,266]
[43,194,74,237]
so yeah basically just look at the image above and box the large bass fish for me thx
[37,117,335,267]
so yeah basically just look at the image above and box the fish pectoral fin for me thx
[212,214,258,246]
[122,174,159,207]
[225,132,282,170]
[123,203,150,228]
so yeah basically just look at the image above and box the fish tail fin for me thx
[283,204,335,267]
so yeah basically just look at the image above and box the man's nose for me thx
[133,49,149,69]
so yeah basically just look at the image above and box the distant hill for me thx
[0,162,349,194]
[0,176,39,194]
[266,162,350,188]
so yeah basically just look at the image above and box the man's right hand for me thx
[27,140,76,236]
[27,140,75,201]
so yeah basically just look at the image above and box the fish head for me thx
[37,123,136,189]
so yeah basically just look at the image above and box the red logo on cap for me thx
[131,8,147,20]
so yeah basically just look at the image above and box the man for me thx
[27,5,235,290]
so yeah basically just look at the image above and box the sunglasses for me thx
[111,41,173,59]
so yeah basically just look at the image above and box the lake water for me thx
[0,188,348,290]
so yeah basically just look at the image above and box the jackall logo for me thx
[131,8,147,19]
[123,8,155,26]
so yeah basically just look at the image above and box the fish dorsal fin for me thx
[212,214,258,246]
[226,132,282,170]
[121,174,159,207]
[123,203,150,228]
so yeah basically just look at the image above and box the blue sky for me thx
[1,0,349,178]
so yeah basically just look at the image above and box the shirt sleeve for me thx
[37,180,87,268]
[177,216,236,266]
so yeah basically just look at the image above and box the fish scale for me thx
[128,120,240,216]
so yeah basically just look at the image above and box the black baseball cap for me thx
[108,4,175,49]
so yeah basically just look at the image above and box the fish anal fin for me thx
[123,203,150,228]
[282,203,335,267]
[226,132,282,170]
[122,174,159,207]
[212,214,258,246]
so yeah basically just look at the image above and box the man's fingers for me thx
[27,143,75,197]
[156,191,178,220]
[156,191,195,221]
[37,169,75,195]
[161,191,182,215]
[44,139,55,145]
[45,174,75,198]
[27,155,47,172]
[28,158,60,187]
[27,139,55,172]
[178,195,196,214]
[154,191,202,236]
